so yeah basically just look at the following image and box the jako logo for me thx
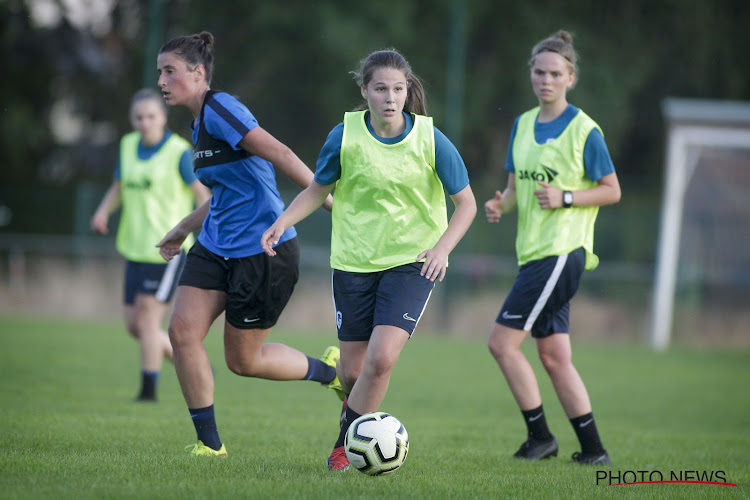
[596,470,737,487]
[516,165,559,183]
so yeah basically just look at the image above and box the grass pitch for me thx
[1,316,748,499]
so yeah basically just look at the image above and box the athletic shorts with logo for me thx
[496,247,585,338]
[332,262,435,341]
[178,238,300,329]
[124,250,186,305]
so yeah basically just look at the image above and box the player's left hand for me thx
[534,181,563,209]
[417,247,449,282]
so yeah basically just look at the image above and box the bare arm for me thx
[534,172,621,209]
[261,181,334,256]
[418,184,477,282]
[239,127,333,211]
[90,181,122,234]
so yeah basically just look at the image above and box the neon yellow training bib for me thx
[116,131,195,263]
[330,111,448,272]
[512,107,601,270]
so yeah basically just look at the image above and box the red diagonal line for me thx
[604,481,738,487]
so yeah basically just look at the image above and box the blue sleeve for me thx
[314,123,344,185]
[583,128,615,181]
[504,117,520,173]
[178,149,197,185]
[114,159,121,180]
[433,126,470,195]
[204,93,258,149]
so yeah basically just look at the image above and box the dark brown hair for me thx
[351,49,428,115]
[159,31,215,85]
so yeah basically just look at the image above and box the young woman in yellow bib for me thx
[484,30,621,465]
[91,88,211,402]
[262,49,477,471]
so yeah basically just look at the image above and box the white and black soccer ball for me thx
[344,411,409,475]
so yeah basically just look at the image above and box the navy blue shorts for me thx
[178,238,299,330]
[123,250,186,305]
[496,247,585,338]
[332,262,436,341]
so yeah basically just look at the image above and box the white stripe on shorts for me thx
[330,271,344,330]
[155,253,182,302]
[523,253,568,332]
[409,285,433,337]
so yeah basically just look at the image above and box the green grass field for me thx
[1,315,748,499]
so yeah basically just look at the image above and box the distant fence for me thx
[0,232,665,345]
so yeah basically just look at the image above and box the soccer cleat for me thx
[135,394,157,403]
[327,445,350,471]
[185,440,228,457]
[572,450,611,465]
[513,437,559,460]
[320,346,345,401]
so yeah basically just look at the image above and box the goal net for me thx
[650,98,750,349]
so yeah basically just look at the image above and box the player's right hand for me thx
[260,223,286,257]
[484,190,504,223]
[156,226,187,261]
[90,212,109,234]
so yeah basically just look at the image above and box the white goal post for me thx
[650,98,750,349]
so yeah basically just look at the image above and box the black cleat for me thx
[571,450,611,465]
[513,437,558,460]
[135,394,157,402]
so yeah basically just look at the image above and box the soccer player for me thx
[261,49,477,471]
[91,88,211,402]
[484,30,621,465]
[154,31,342,457]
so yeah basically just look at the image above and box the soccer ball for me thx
[344,411,409,475]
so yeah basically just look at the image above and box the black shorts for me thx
[496,247,585,339]
[178,238,300,329]
[123,251,186,305]
[332,262,436,341]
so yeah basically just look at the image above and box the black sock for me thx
[521,405,553,441]
[189,404,222,451]
[139,371,158,399]
[570,412,605,454]
[304,356,337,385]
[334,404,361,448]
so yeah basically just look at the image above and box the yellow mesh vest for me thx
[512,107,601,270]
[331,111,447,272]
[116,132,195,263]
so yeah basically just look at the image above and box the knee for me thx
[488,332,503,360]
[364,351,397,380]
[340,362,361,389]
[538,349,569,375]
[125,321,139,339]
[225,355,260,377]
[124,313,140,338]
[167,315,193,350]
[488,328,516,362]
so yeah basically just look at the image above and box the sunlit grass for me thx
[1,316,748,499]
